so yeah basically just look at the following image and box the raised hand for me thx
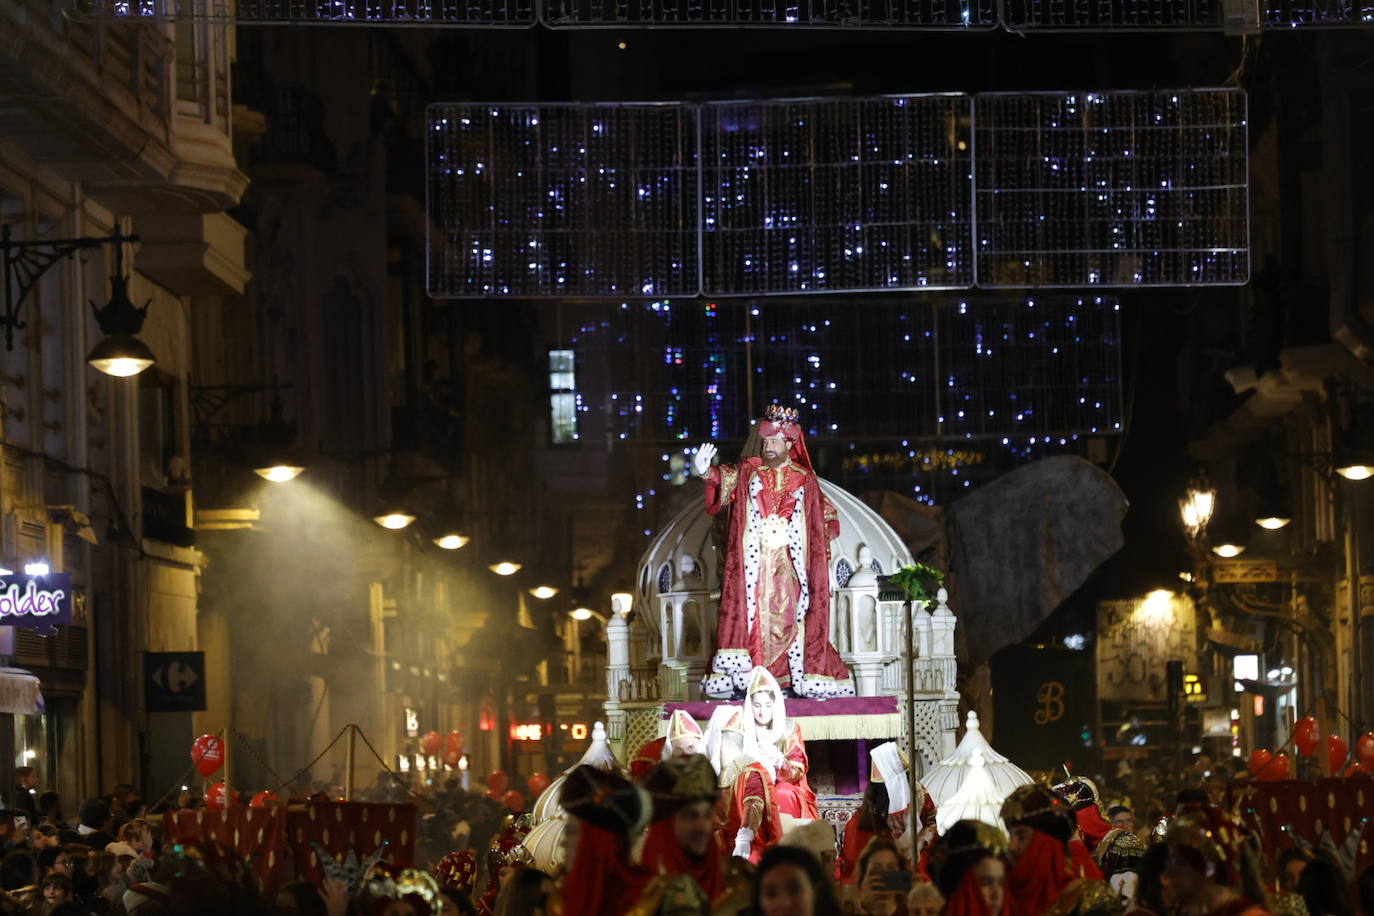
[692,442,718,477]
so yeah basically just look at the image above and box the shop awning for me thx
[0,668,43,715]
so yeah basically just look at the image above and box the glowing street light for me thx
[1255,516,1291,530]
[570,607,595,621]
[374,510,416,530]
[433,533,470,550]
[1336,462,1374,481]
[611,592,633,618]
[528,586,558,599]
[1211,543,1246,558]
[254,463,305,483]
[489,561,521,576]
[1179,478,1215,539]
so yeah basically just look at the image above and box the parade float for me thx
[598,406,965,832]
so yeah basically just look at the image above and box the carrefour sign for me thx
[0,575,72,636]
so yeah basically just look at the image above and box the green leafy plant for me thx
[889,563,945,603]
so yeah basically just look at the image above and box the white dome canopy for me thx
[634,478,914,638]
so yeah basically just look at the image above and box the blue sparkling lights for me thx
[974,90,1249,288]
[76,0,1374,24]
[701,96,974,295]
[428,90,1248,297]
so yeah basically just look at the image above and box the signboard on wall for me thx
[145,652,207,712]
[0,574,73,636]
[991,645,1094,772]
[1097,592,1198,703]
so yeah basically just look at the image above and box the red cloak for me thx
[704,455,852,697]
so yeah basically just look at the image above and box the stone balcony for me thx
[0,1,247,219]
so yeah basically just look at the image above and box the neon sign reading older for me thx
[0,575,72,636]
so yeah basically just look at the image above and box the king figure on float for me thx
[693,404,855,700]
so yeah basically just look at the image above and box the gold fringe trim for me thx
[791,713,902,741]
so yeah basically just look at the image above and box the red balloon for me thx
[191,735,225,778]
[446,731,465,758]
[206,781,228,810]
[1294,717,1322,757]
[502,790,525,811]
[1327,734,1350,776]
[1357,733,1374,769]
[527,772,551,797]
[1348,763,1372,778]
[249,791,278,808]
[442,748,463,768]
[1247,748,1273,777]
[421,731,442,758]
[488,770,509,794]
[1258,753,1291,782]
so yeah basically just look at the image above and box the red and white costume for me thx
[700,405,855,699]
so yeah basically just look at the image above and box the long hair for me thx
[495,868,552,916]
[856,781,890,835]
[751,845,843,916]
[1298,854,1355,916]
[1133,843,1169,915]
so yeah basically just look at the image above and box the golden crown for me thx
[763,404,799,424]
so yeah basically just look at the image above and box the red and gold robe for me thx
[723,721,819,863]
[703,457,853,698]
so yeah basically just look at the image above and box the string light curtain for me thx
[700,95,974,295]
[77,0,537,24]
[428,90,1246,297]
[541,0,994,27]
[562,296,1121,501]
[973,90,1249,288]
[71,0,1374,23]
[427,103,700,297]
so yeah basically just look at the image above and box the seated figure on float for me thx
[706,666,820,864]
[630,709,705,781]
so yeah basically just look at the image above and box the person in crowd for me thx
[0,850,37,911]
[929,820,1008,916]
[494,867,554,916]
[557,764,703,916]
[752,844,844,916]
[1000,785,1121,916]
[641,753,753,913]
[848,838,910,916]
[40,872,73,914]
[116,819,154,861]
[31,826,59,853]
[75,800,115,850]
[439,885,479,916]
[110,785,139,819]
[906,882,944,916]
[37,794,63,830]
[630,710,707,780]
[11,769,38,819]
[1055,777,1113,852]
[839,744,918,885]
[1124,844,1170,916]
[475,820,532,916]
[1276,850,1311,895]
[1296,853,1353,916]
[1163,804,1269,916]
[722,668,820,864]
[436,850,479,902]
[1106,808,1135,834]
[781,820,839,878]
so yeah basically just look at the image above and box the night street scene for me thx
[0,0,1372,914]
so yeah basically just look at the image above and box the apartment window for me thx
[549,350,578,444]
